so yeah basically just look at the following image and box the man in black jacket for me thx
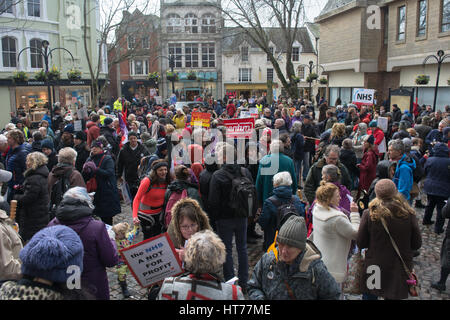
[116,132,149,200]
[208,143,253,293]
[73,131,90,174]
[300,115,317,182]
[100,118,120,157]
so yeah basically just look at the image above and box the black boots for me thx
[119,280,131,298]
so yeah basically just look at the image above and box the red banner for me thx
[223,117,255,139]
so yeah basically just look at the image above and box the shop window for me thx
[28,0,40,17]
[184,13,198,34]
[2,36,16,68]
[30,38,43,69]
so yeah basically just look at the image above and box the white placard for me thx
[377,117,388,132]
[240,111,251,118]
[155,96,162,104]
[378,137,387,154]
[74,120,82,132]
[352,88,375,105]
[119,233,183,288]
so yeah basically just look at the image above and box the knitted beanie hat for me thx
[375,179,397,201]
[20,225,84,283]
[277,215,307,251]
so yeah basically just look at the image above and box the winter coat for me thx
[198,163,218,217]
[339,148,359,178]
[167,198,212,249]
[48,164,86,200]
[312,204,360,283]
[256,153,297,205]
[393,154,415,201]
[116,142,149,188]
[46,151,58,172]
[368,160,395,202]
[209,164,253,220]
[0,279,64,300]
[48,197,119,300]
[14,165,49,242]
[258,185,305,251]
[301,124,318,153]
[392,107,402,122]
[164,179,203,212]
[291,132,305,160]
[425,129,444,146]
[74,142,90,174]
[0,210,22,281]
[357,209,422,300]
[423,143,450,198]
[247,241,341,300]
[172,114,186,130]
[358,148,379,193]
[304,158,352,204]
[5,144,29,189]
[100,126,120,156]
[414,124,432,141]
[352,132,368,160]
[83,152,121,218]
[441,200,450,269]
[158,273,245,300]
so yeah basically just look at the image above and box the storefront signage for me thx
[191,112,211,127]
[119,233,183,288]
[223,117,255,139]
[352,88,375,106]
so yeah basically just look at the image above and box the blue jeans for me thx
[293,158,303,185]
[362,293,378,300]
[302,151,310,181]
[216,217,249,288]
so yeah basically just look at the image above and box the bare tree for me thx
[218,0,305,99]
[0,0,22,15]
[82,0,159,107]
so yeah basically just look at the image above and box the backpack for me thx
[268,195,300,231]
[49,168,72,219]
[138,155,158,182]
[223,167,258,218]
[86,155,105,193]
[408,155,424,183]
[164,189,188,228]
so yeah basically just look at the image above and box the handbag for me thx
[86,155,105,193]
[343,250,364,295]
[380,217,419,297]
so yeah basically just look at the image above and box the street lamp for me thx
[153,54,176,97]
[18,40,75,122]
[299,60,324,104]
[422,50,450,112]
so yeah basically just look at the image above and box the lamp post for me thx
[18,40,75,122]
[300,60,324,104]
[154,54,176,97]
[422,50,450,112]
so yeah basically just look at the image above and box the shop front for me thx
[225,83,277,100]
[121,79,158,102]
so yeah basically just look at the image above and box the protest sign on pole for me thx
[240,110,251,118]
[223,117,255,139]
[352,88,375,107]
[155,96,162,105]
[191,112,211,127]
[249,107,258,118]
[119,233,183,288]
[74,120,82,132]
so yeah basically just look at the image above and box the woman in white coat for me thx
[312,182,360,285]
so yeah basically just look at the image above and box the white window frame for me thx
[29,38,44,69]
[24,0,47,20]
[130,59,149,76]
[185,43,199,68]
[1,36,18,68]
[397,5,406,41]
[201,13,216,33]
[292,46,300,62]
[201,43,215,68]
[241,46,249,62]
[142,37,149,49]
[298,66,305,80]
[0,30,23,71]
[184,13,198,34]
[167,13,181,33]
[128,36,135,50]
[168,43,182,68]
[0,0,16,17]
[239,68,252,82]
[24,31,49,72]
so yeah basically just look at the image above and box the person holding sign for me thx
[158,230,245,300]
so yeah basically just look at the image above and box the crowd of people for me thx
[0,93,449,300]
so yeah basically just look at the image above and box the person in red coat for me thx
[368,120,385,157]
[357,135,379,198]
[226,101,236,118]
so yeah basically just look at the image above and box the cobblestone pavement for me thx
[107,196,449,300]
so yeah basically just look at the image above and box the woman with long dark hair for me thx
[132,159,171,240]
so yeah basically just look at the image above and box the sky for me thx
[103,0,328,26]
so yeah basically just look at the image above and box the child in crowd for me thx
[111,221,139,298]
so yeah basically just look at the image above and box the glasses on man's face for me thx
[180,223,198,231]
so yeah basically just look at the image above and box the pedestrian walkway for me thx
[107,201,449,300]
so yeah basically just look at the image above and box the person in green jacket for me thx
[256,139,298,207]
